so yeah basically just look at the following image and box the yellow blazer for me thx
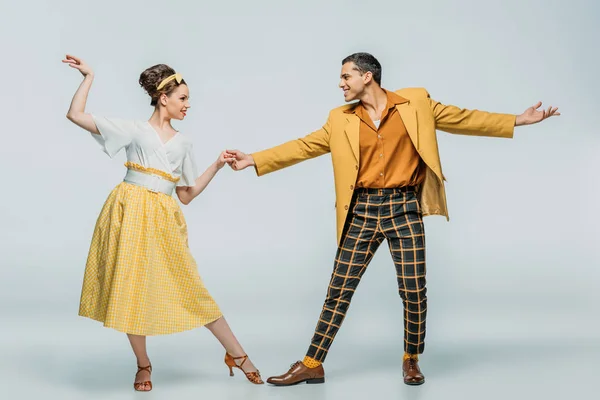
[251,88,516,245]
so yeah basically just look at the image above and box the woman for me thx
[63,54,262,391]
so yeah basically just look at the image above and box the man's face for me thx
[338,62,370,102]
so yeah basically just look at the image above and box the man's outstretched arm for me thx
[428,91,559,138]
[228,114,332,175]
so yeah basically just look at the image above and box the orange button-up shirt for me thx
[345,89,426,189]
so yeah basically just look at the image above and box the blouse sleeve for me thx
[177,143,199,187]
[90,115,135,158]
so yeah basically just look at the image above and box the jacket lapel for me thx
[396,103,419,150]
[344,114,360,162]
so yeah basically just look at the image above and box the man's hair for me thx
[342,52,382,86]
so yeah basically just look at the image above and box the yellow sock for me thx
[302,356,322,368]
[403,353,419,361]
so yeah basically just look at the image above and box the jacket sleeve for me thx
[426,90,516,138]
[251,113,332,176]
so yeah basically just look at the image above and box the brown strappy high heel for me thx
[224,353,264,384]
[134,364,153,392]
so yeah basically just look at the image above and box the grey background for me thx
[0,0,598,399]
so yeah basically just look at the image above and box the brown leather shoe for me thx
[267,361,325,386]
[403,358,425,385]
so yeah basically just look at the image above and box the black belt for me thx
[354,186,418,195]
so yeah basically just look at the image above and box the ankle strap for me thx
[232,355,248,367]
[137,365,152,372]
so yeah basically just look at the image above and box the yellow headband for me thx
[156,72,183,91]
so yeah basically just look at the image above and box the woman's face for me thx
[160,84,190,120]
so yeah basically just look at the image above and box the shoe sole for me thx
[268,377,325,386]
[404,379,425,386]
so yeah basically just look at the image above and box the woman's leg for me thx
[205,316,258,372]
[127,334,152,391]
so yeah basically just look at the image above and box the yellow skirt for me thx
[78,181,222,335]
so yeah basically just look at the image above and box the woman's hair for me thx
[139,64,187,106]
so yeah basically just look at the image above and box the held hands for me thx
[216,151,236,170]
[214,150,253,172]
[224,150,255,171]
[62,54,94,77]
[515,101,560,126]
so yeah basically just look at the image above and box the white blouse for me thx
[91,115,199,187]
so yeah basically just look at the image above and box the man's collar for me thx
[343,88,408,114]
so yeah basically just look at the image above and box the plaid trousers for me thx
[306,186,427,361]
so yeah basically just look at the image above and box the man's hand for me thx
[226,149,255,171]
[515,101,560,126]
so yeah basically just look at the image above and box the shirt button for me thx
[379,154,383,157]
[350,185,354,190]
[355,165,359,170]
[378,135,382,139]
[344,205,349,210]
[380,172,384,176]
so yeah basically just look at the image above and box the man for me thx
[226,52,559,386]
